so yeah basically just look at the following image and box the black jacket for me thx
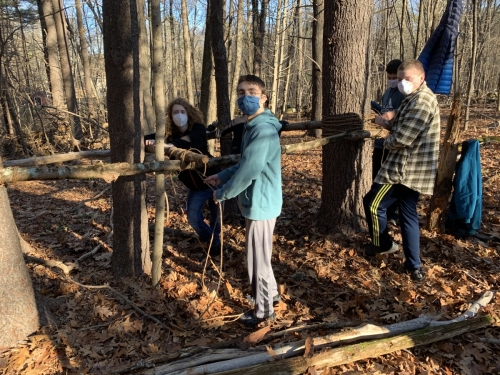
[146,123,219,191]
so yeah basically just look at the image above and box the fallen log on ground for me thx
[1,130,370,183]
[141,291,494,375]
[211,315,494,375]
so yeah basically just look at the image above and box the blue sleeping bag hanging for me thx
[447,139,482,237]
[418,0,463,95]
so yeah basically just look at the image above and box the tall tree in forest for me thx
[52,0,83,144]
[75,0,95,114]
[138,0,155,135]
[199,0,217,126]
[103,0,152,278]
[465,0,478,127]
[318,0,373,233]
[308,0,323,138]
[0,186,39,348]
[229,0,245,116]
[37,0,65,109]
[151,0,166,286]
[181,0,195,104]
[295,0,304,114]
[210,0,231,149]
[252,0,269,75]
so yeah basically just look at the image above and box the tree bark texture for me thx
[138,0,155,135]
[75,0,95,115]
[199,0,217,127]
[251,0,269,76]
[427,95,462,232]
[229,0,245,117]
[210,0,232,154]
[0,131,369,183]
[103,0,152,278]
[319,0,373,234]
[151,0,166,286]
[181,0,195,104]
[51,0,83,141]
[208,315,493,375]
[0,186,40,348]
[465,0,478,127]
[309,0,323,138]
[37,0,65,109]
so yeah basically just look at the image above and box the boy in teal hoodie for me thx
[205,74,282,327]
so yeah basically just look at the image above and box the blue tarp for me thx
[418,0,464,95]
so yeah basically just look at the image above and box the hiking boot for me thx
[238,311,276,328]
[406,268,426,282]
[246,294,282,307]
[364,241,399,257]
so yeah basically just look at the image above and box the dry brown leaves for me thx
[1,109,500,374]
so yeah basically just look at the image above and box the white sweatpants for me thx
[245,217,278,318]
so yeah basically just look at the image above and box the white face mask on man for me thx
[172,113,188,128]
[387,79,398,89]
[397,79,414,95]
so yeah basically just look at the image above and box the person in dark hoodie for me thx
[145,98,221,257]
[205,75,282,328]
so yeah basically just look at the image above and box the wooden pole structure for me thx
[427,95,462,232]
[1,130,371,183]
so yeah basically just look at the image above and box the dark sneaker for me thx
[246,294,282,307]
[364,241,399,257]
[238,311,276,328]
[406,268,426,282]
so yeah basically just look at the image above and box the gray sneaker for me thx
[364,241,399,257]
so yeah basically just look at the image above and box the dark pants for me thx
[363,183,421,271]
[186,188,222,253]
[373,142,398,220]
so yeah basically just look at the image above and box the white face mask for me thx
[397,80,414,95]
[387,79,398,89]
[172,113,188,128]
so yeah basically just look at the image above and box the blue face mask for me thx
[237,95,261,115]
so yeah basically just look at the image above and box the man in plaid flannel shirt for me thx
[363,59,440,282]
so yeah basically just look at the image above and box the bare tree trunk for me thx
[414,0,424,58]
[0,186,40,348]
[318,0,373,234]
[270,0,285,113]
[308,0,323,138]
[151,0,166,286]
[52,0,83,143]
[103,0,152,278]
[37,0,65,109]
[497,74,500,111]
[229,0,245,117]
[199,0,217,128]
[0,95,15,136]
[295,0,304,114]
[465,0,478,128]
[400,0,406,60]
[181,0,195,104]
[211,0,231,146]
[252,0,269,75]
[138,0,155,135]
[427,95,462,232]
[75,0,95,115]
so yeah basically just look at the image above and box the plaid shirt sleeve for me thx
[374,83,440,195]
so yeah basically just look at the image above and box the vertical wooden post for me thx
[426,95,462,232]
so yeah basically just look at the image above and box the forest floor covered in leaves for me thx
[1,103,500,374]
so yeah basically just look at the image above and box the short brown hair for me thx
[237,74,267,95]
[166,97,203,138]
[398,59,425,75]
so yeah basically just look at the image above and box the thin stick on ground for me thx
[62,277,171,329]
